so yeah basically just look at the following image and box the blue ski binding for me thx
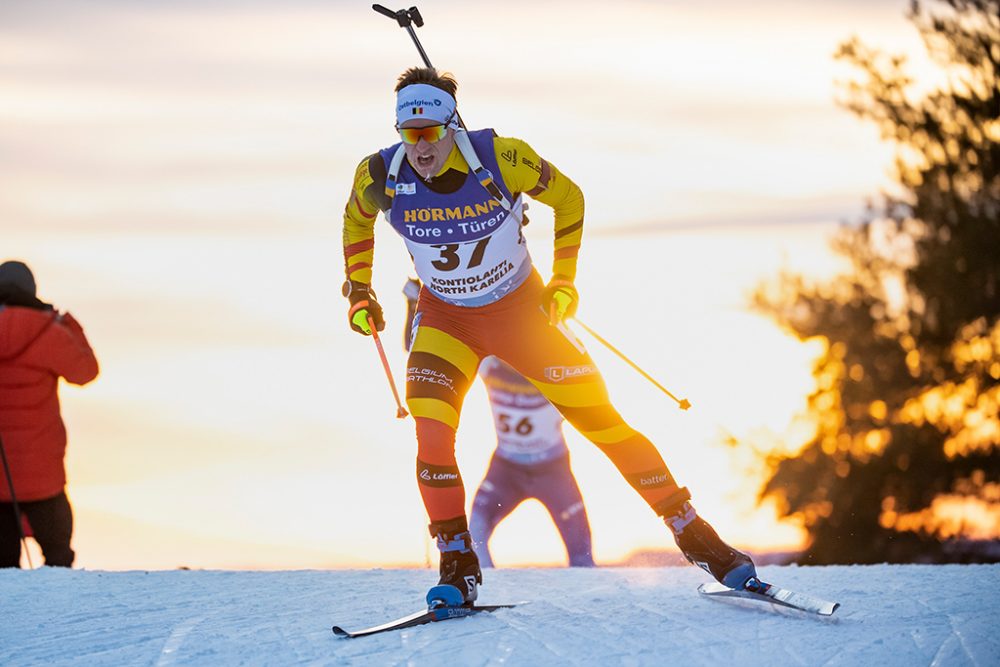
[426,584,466,609]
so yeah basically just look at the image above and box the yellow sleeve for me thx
[342,155,382,286]
[493,136,544,194]
[494,136,584,282]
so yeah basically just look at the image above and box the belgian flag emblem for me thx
[413,107,424,115]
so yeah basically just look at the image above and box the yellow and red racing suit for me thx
[343,130,690,524]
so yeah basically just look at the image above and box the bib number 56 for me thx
[498,413,533,436]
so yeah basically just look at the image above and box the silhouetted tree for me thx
[755,0,999,563]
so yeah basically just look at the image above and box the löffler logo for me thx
[419,468,458,482]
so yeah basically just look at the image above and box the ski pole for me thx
[572,318,692,411]
[372,4,433,67]
[369,316,409,419]
[0,434,34,568]
[372,4,468,129]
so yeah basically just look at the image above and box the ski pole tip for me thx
[678,399,692,411]
[396,407,410,419]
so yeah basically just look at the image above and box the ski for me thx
[332,603,515,639]
[333,585,516,639]
[698,580,840,616]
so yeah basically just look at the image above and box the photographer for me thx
[0,260,99,568]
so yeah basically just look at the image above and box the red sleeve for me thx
[33,312,100,385]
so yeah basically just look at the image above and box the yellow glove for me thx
[542,276,579,325]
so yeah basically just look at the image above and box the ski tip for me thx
[474,602,519,611]
[697,582,726,594]
[332,626,349,637]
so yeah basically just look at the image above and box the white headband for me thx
[395,83,459,128]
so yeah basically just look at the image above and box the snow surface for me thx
[2,564,998,666]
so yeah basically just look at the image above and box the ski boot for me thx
[664,501,757,589]
[429,517,482,607]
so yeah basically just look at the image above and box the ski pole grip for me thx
[372,4,398,20]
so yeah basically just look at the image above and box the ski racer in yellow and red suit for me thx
[341,67,756,603]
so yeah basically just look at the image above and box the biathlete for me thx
[342,67,756,603]
[403,278,595,568]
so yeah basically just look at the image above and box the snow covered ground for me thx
[2,564,997,666]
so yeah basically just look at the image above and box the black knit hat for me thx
[0,260,37,297]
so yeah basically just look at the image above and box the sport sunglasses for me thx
[397,124,448,145]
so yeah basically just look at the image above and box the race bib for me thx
[492,401,566,460]
[403,199,530,305]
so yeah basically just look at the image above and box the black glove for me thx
[343,280,385,336]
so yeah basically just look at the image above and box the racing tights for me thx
[409,272,691,526]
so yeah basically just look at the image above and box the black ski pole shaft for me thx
[0,434,34,568]
[405,23,433,67]
[572,318,692,411]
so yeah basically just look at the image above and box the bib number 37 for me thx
[430,237,491,271]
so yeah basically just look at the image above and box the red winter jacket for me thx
[0,306,98,501]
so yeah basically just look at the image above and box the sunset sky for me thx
[1,0,932,569]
